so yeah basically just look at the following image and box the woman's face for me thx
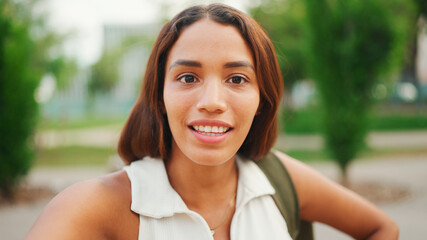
[163,19,260,166]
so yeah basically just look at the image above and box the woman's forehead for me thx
[166,19,254,68]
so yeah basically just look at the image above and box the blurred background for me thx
[0,0,426,239]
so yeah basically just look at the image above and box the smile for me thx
[190,125,231,136]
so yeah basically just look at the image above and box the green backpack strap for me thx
[255,152,314,240]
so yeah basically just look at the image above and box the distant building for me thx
[42,22,159,119]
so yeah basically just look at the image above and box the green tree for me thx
[0,0,73,199]
[250,0,307,99]
[0,0,40,199]
[303,0,398,182]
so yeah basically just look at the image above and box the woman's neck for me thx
[165,151,238,210]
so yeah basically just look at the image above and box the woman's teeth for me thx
[193,125,229,135]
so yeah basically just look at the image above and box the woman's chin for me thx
[188,152,236,167]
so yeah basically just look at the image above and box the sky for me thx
[41,0,256,67]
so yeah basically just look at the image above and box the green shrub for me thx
[0,1,39,198]
[0,0,70,199]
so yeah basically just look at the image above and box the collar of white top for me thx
[124,155,275,219]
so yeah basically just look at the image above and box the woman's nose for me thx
[196,80,227,113]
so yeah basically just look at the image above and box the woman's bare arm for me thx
[274,150,399,239]
[24,171,135,240]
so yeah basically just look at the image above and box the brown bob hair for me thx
[118,3,283,164]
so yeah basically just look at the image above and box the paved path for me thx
[312,155,427,239]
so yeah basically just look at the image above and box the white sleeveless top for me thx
[124,156,292,240]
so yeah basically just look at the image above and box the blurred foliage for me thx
[88,35,153,99]
[380,0,418,71]
[0,0,38,199]
[89,50,121,95]
[0,0,74,199]
[303,0,400,181]
[249,0,420,103]
[417,0,427,15]
[398,0,427,102]
[250,0,306,96]
[47,56,78,90]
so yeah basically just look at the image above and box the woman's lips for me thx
[188,120,233,144]
[190,127,231,144]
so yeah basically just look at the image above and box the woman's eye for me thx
[178,75,196,83]
[228,76,246,84]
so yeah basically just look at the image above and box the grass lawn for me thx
[282,107,427,134]
[38,115,127,131]
[34,144,427,168]
[35,146,116,167]
[284,147,427,163]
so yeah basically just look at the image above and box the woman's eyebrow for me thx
[169,60,202,70]
[224,61,254,70]
[168,60,254,71]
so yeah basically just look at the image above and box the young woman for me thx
[25,4,398,240]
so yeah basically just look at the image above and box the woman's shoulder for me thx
[24,170,139,240]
